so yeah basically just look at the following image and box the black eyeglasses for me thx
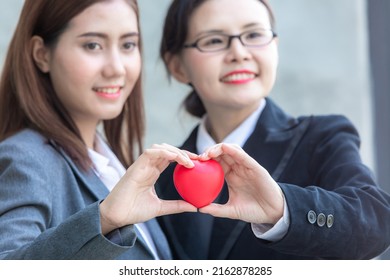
[183,28,277,53]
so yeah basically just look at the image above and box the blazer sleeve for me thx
[0,139,137,260]
[261,116,390,259]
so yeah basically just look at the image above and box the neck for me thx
[75,120,99,149]
[204,99,264,143]
[205,109,253,143]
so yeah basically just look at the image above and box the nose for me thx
[103,49,126,78]
[225,37,252,63]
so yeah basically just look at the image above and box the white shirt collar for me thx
[196,99,266,153]
[88,133,126,178]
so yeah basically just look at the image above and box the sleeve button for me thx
[307,210,317,224]
[326,214,334,228]
[317,213,326,227]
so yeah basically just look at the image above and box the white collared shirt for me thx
[196,99,290,242]
[196,99,266,154]
[88,134,160,259]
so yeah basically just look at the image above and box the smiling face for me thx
[169,0,278,121]
[39,0,141,135]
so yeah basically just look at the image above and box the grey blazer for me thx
[0,129,171,260]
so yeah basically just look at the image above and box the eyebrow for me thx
[77,32,139,39]
[195,23,266,37]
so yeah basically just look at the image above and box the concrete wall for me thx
[0,0,24,66]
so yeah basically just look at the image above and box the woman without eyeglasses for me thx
[0,0,196,260]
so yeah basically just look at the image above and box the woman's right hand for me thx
[99,143,197,234]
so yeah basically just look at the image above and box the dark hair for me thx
[160,0,275,118]
[0,0,144,170]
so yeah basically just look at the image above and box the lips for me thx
[221,70,257,84]
[93,86,122,94]
[93,86,123,99]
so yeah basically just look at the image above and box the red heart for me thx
[173,159,224,208]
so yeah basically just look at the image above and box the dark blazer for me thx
[0,129,171,260]
[156,98,390,260]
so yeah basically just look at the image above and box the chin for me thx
[100,110,123,121]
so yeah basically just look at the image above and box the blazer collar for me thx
[49,140,109,200]
[253,98,298,138]
[181,98,298,151]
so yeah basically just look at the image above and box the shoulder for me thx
[0,129,75,205]
[301,114,360,139]
[297,114,362,154]
[0,128,64,169]
[1,128,47,148]
[305,114,357,130]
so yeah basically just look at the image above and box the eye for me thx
[123,41,137,51]
[84,42,102,51]
[197,35,225,51]
[242,29,273,45]
[199,35,225,47]
[245,31,264,40]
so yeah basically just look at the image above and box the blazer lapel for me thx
[144,219,172,259]
[243,98,300,175]
[132,222,170,260]
[210,98,308,259]
[50,142,109,200]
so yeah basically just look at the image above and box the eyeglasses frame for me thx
[183,29,278,53]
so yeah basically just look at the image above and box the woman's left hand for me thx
[197,143,284,225]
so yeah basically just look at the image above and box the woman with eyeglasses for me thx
[155,0,390,259]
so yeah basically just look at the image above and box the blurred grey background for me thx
[1,0,389,259]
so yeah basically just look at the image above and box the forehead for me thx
[67,0,138,33]
[188,0,271,34]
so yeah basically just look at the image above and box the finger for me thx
[198,202,234,219]
[199,143,224,160]
[208,144,240,170]
[158,200,198,216]
[183,150,200,160]
[159,144,195,168]
[146,145,194,168]
[218,152,236,168]
[220,143,259,166]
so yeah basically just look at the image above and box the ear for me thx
[164,52,190,84]
[31,36,51,73]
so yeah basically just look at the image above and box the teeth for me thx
[94,87,120,94]
[222,73,255,82]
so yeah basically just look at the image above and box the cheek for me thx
[127,54,142,82]
[266,47,279,74]
[183,55,218,84]
[258,50,278,80]
[51,52,94,90]
[49,58,94,111]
